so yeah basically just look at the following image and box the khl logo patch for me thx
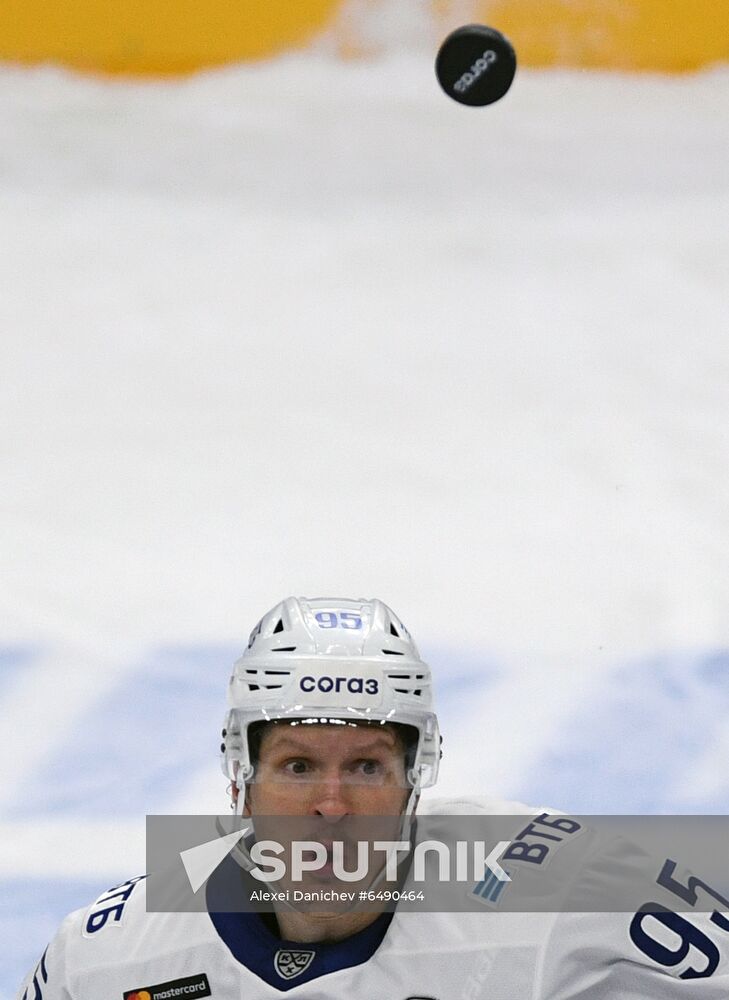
[274,948,316,980]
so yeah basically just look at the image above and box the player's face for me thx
[245,723,410,817]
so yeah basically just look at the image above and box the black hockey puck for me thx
[435,24,517,107]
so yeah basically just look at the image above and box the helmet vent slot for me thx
[241,666,293,693]
[272,646,296,652]
[247,620,263,649]
[387,673,425,698]
[273,619,284,634]
[389,622,400,637]
[381,648,404,655]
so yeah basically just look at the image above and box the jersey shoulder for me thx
[419,793,553,815]
[17,873,218,998]
[17,878,150,997]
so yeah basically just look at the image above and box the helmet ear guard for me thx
[220,597,441,806]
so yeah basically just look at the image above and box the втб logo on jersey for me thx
[300,675,379,695]
[274,948,316,980]
[123,974,211,1000]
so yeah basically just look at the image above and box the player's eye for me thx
[283,759,311,776]
[352,759,385,779]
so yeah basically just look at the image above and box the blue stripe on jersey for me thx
[472,869,508,903]
[40,946,49,982]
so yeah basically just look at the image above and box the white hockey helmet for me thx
[221,597,441,795]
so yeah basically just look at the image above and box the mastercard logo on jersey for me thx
[123,973,211,1000]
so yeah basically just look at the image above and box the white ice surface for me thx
[0,53,728,992]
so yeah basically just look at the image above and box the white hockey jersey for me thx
[17,796,729,999]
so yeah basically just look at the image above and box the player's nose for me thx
[311,776,352,820]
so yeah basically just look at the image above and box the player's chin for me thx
[309,908,344,920]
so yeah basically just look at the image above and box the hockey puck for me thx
[435,25,517,107]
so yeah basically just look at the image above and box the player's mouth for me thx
[299,840,355,881]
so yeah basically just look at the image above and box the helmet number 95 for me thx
[315,611,362,630]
